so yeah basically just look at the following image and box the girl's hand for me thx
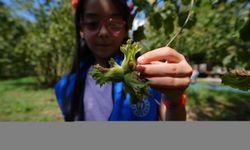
[137,47,192,104]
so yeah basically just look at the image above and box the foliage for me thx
[132,0,199,51]
[90,40,149,104]
[20,0,75,86]
[0,1,31,77]
[132,0,250,69]
[0,0,74,86]
[222,69,250,91]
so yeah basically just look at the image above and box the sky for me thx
[1,0,148,28]
[1,0,181,28]
[2,0,36,22]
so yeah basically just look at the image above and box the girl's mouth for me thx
[97,44,111,47]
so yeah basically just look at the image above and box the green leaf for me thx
[163,15,174,35]
[182,0,191,5]
[178,10,197,29]
[222,69,250,91]
[149,12,163,30]
[133,26,146,42]
[123,71,149,104]
[239,16,250,41]
[90,39,149,104]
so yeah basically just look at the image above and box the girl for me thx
[55,0,192,121]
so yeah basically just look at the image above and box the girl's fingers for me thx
[159,101,167,121]
[136,46,192,89]
[147,77,191,89]
[137,61,193,77]
[137,47,184,64]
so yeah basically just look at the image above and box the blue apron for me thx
[54,55,161,121]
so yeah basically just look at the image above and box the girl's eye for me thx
[109,23,122,31]
[108,20,125,31]
[84,21,100,30]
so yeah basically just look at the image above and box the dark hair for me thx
[62,0,131,121]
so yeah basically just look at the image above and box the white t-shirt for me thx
[83,66,113,121]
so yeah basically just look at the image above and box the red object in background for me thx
[129,3,134,14]
[163,93,187,111]
[72,0,78,9]
[71,0,134,15]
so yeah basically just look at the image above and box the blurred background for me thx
[0,0,249,121]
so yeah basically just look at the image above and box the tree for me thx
[132,0,250,69]
[24,0,75,86]
[0,1,31,78]
[8,0,75,86]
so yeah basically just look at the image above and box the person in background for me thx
[191,65,199,83]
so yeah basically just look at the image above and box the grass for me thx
[0,77,63,121]
[186,82,250,121]
[0,77,249,121]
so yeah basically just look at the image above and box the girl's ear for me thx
[80,31,85,39]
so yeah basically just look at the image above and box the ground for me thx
[0,77,249,121]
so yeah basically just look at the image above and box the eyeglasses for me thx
[80,18,126,36]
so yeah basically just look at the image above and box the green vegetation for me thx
[0,0,74,86]
[90,40,149,104]
[0,77,63,121]
[222,69,250,91]
[135,0,250,69]
[187,83,250,121]
[0,78,249,121]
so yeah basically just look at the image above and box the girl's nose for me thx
[97,24,110,37]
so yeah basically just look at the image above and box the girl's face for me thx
[80,0,127,63]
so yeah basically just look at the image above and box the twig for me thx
[166,0,195,47]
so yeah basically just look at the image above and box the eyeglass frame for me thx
[80,17,127,36]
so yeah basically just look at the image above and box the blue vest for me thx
[54,55,161,121]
